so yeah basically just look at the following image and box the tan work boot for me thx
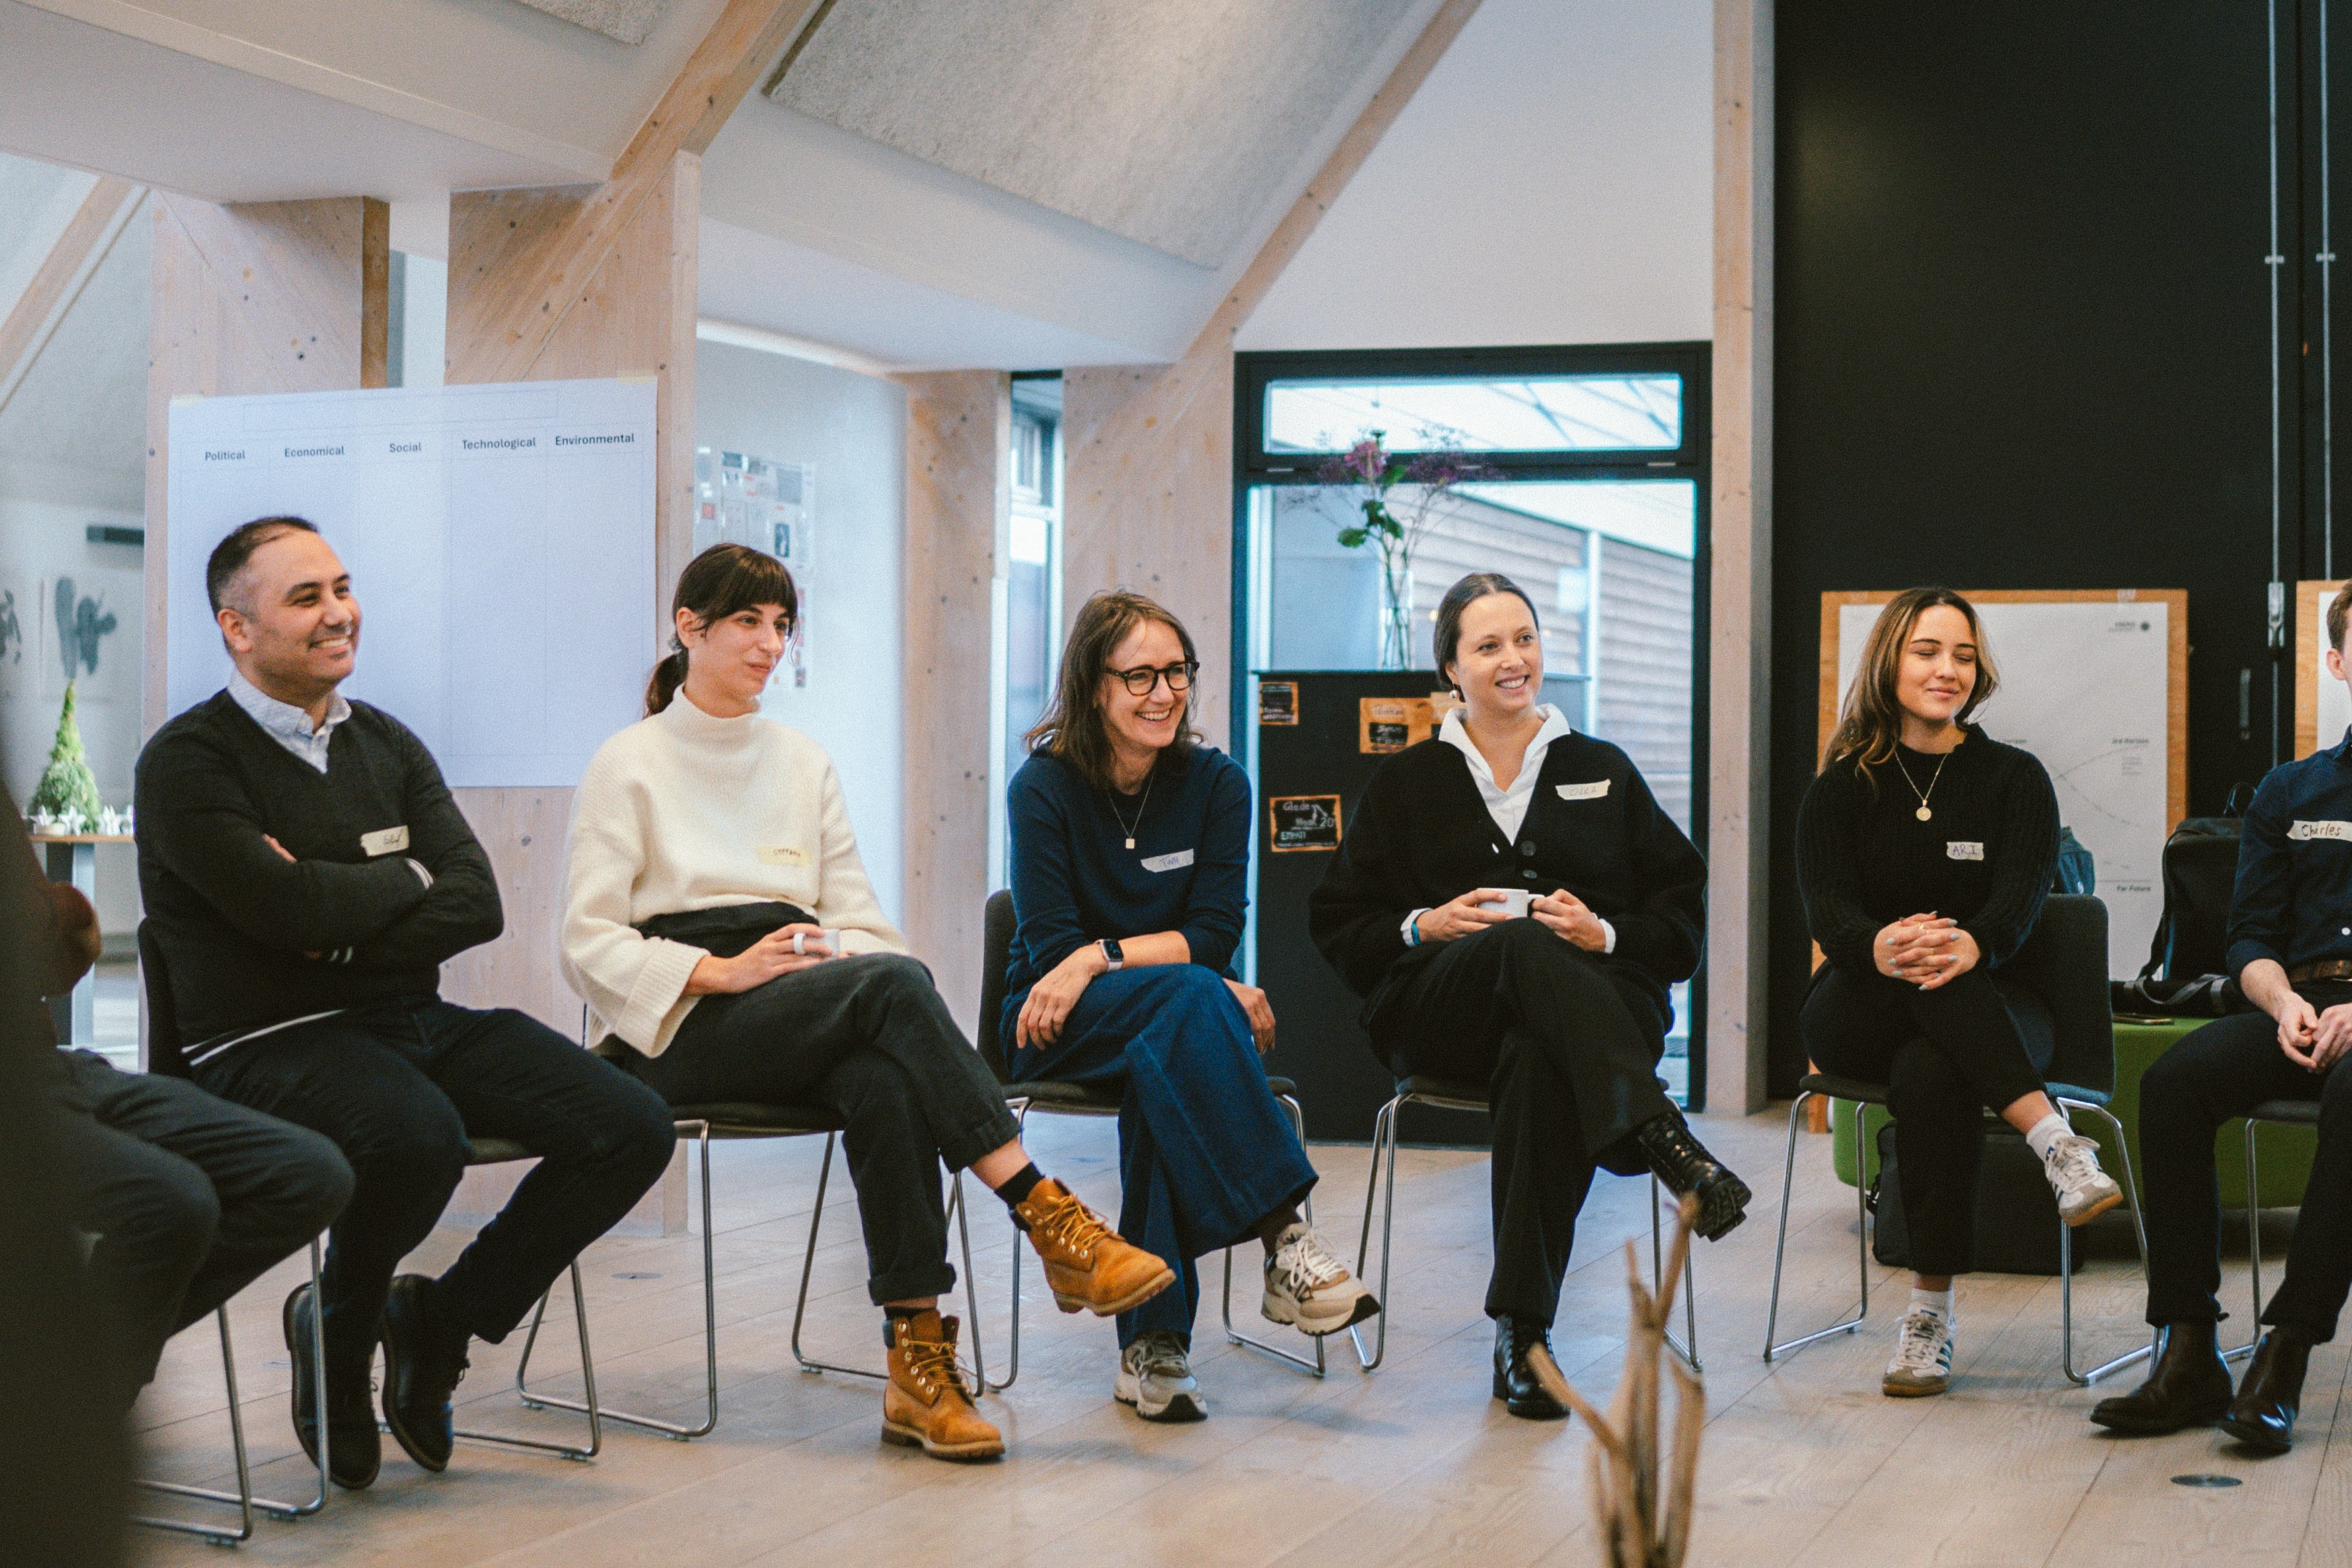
[881,1310,1002,1462]
[1011,1177,1176,1316]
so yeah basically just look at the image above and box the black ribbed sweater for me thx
[1795,727,2059,975]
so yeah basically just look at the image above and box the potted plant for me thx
[1315,433,1499,670]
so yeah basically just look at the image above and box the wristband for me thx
[1401,909,1430,948]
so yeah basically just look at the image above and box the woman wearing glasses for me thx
[1005,589,1374,1423]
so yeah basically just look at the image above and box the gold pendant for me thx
[1126,837,1135,849]
[1916,805,1933,822]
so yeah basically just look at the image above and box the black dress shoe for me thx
[1493,1316,1569,1421]
[2219,1327,2314,1454]
[283,1283,379,1490]
[2088,1320,2232,1434]
[1633,1108,1752,1241]
[379,1274,470,1472]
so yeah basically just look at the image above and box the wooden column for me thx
[1707,0,1772,1117]
[898,371,1010,1032]
[143,195,389,734]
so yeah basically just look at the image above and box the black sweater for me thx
[135,692,503,1050]
[1795,727,2058,975]
[1308,731,1706,1017]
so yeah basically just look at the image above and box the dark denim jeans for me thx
[1012,964,1318,1348]
[195,999,675,1372]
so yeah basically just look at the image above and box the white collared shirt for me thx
[227,669,351,774]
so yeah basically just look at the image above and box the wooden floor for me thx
[128,1107,2349,1568]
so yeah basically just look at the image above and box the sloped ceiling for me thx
[512,0,676,46]
[0,165,149,507]
[768,0,1420,267]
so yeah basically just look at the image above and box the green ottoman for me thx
[1829,1016,2318,1209]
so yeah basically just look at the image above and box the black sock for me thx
[994,1162,1046,1209]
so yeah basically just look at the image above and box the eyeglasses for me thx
[1107,661,1198,696]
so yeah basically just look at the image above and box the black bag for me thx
[1870,1119,2082,1275]
[633,901,815,957]
[2112,808,2249,1017]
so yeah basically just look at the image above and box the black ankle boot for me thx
[1492,1316,1568,1421]
[284,1283,380,1489]
[2219,1327,2316,1453]
[1633,1108,1751,1240]
[2088,1321,2232,1434]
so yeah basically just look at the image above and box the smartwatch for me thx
[1098,938,1126,972]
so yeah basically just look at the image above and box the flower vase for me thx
[1379,565,1416,671]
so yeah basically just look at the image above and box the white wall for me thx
[694,340,910,926]
[1237,0,1713,352]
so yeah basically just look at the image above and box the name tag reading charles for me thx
[1556,780,1611,801]
[2290,821,2352,842]
[1140,848,1196,873]
[1946,842,1985,860]
[360,825,410,858]
[758,845,811,867]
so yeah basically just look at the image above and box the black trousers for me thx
[1368,920,1673,1327]
[1800,964,2054,1277]
[623,954,1021,1305]
[194,1000,675,1373]
[2140,983,2352,1341]
[48,1051,352,1407]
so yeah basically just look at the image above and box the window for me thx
[990,377,1064,887]
[1264,373,1683,455]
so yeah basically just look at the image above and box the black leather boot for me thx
[379,1274,470,1472]
[284,1283,380,1489]
[2088,1321,2232,1434]
[1633,1108,1752,1240]
[2219,1327,2315,1454]
[1492,1316,1568,1421]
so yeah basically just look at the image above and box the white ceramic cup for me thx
[792,929,846,958]
[1479,888,1532,919]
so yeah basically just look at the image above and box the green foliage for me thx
[28,681,104,825]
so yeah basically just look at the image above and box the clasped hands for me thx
[1413,887,1609,951]
[2269,993,2352,1072]
[1874,912,1979,990]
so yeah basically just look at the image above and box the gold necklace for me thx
[1891,747,1951,822]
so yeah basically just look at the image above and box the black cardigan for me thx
[1309,731,1706,1018]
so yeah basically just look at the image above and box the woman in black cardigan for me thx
[1798,587,2122,1401]
[1309,571,1749,1421]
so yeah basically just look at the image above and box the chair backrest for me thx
[136,920,192,1079]
[976,890,1016,1084]
[2004,893,2115,1096]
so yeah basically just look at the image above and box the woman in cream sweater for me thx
[561,544,1171,1463]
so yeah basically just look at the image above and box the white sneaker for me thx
[2043,1132,2124,1226]
[1261,1223,1382,1337]
[1114,1331,1205,1422]
[1882,1308,1954,1398]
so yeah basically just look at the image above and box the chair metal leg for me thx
[133,1307,257,1546]
[1651,1174,1701,1373]
[1350,1096,1404,1371]
[520,1123,720,1438]
[448,1262,600,1460]
[1763,1091,1870,1362]
[2230,1118,2266,1363]
[2055,1099,2155,1386]
[982,1100,1032,1394]
[788,1134,986,1385]
[1218,1094,1327,1377]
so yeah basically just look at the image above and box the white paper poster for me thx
[167,379,657,788]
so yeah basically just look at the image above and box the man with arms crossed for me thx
[2091,581,2352,1452]
[137,517,674,1487]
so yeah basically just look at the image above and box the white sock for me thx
[2023,1111,2070,1162]
[1911,1286,1954,1322]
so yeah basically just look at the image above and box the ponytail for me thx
[644,543,799,717]
[644,646,690,715]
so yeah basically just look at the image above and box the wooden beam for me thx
[0,176,142,417]
[454,0,815,386]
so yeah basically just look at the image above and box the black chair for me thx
[130,922,328,1544]
[1352,1063,1701,1374]
[976,890,1325,1384]
[2231,1098,2324,1362]
[513,1025,986,1439]
[1760,895,2152,1385]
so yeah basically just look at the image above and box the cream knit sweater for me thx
[560,695,906,1057]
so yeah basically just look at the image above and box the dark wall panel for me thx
[1771,5,2284,1090]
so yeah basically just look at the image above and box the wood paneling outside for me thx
[1594,537,1697,831]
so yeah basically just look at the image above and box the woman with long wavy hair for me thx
[1004,589,1375,1424]
[560,545,1172,1463]
[1798,586,2122,1398]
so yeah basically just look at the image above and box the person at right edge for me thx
[2091,582,2352,1452]
[1800,587,2123,1401]
[1309,570,1749,1421]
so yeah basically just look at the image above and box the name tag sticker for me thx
[757,844,811,867]
[2290,820,2352,842]
[1556,780,1611,801]
[1140,848,1196,873]
[359,825,410,858]
[1946,841,1985,861]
